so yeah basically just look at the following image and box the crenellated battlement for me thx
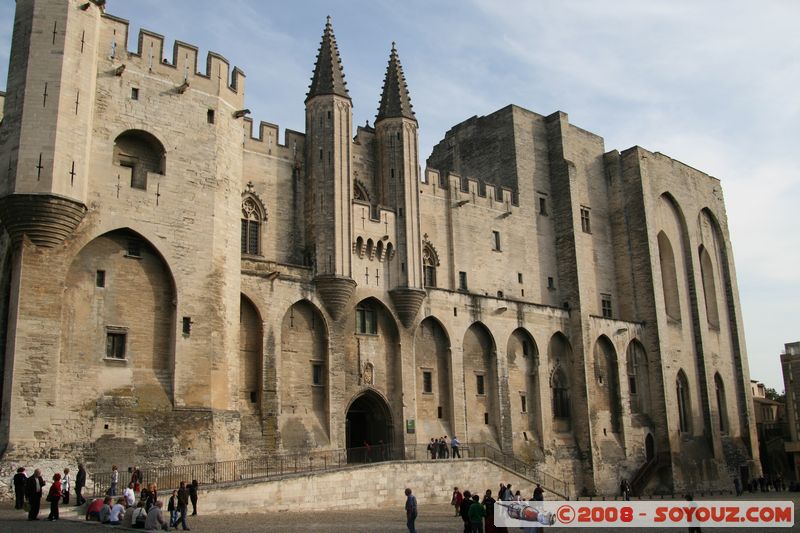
[243,118,306,161]
[421,168,520,211]
[100,14,246,105]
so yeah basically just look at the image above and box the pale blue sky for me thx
[0,1,797,391]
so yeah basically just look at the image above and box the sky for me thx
[0,1,797,391]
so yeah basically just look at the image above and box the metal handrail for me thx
[88,442,568,499]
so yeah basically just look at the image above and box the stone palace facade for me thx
[0,0,760,495]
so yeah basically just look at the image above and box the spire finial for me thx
[376,43,416,123]
[306,16,350,103]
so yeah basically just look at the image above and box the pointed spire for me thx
[306,16,350,103]
[376,42,416,123]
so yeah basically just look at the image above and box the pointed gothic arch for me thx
[241,182,267,256]
[422,240,439,288]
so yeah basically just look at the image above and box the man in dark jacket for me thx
[75,464,87,505]
[13,467,27,509]
[25,468,46,520]
[174,480,190,530]
[459,490,473,533]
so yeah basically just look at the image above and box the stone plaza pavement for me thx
[0,492,798,532]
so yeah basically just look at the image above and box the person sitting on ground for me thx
[99,496,113,524]
[109,497,126,525]
[131,501,148,529]
[121,501,136,528]
[85,497,104,521]
[144,500,169,531]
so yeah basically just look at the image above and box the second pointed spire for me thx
[376,42,416,122]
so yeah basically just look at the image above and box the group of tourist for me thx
[426,435,461,459]
[736,474,787,494]
[448,483,544,533]
[12,464,87,522]
[10,462,199,530]
[85,479,195,530]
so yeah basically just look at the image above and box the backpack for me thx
[132,508,147,529]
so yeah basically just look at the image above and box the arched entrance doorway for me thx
[645,433,655,462]
[346,390,393,462]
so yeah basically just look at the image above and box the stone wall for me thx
[198,458,547,514]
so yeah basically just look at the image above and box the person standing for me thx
[46,472,62,521]
[443,436,450,458]
[468,493,486,533]
[482,489,498,533]
[12,467,27,510]
[131,465,142,494]
[451,435,461,458]
[189,479,199,515]
[533,484,544,501]
[25,468,46,521]
[404,487,418,533]
[108,464,119,496]
[168,489,178,527]
[427,438,436,459]
[175,480,190,530]
[452,487,463,517]
[61,468,71,505]
[460,490,473,533]
[75,463,87,505]
[123,482,136,507]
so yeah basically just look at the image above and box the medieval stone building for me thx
[0,0,760,495]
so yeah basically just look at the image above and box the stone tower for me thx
[0,0,103,245]
[375,43,425,327]
[304,17,356,320]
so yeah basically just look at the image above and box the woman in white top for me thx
[61,468,71,505]
[109,497,126,525]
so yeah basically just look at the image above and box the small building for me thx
[780,342,800,481]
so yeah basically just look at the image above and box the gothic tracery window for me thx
[422,241,439,288]
[241,184,266,256]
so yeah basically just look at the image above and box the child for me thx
[168,489,178,527]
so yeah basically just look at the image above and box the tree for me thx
[765,387,786,403]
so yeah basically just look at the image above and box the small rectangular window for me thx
[484,412,489,425]
[492,230,501,251]
[548,277,555,289]
[312,363,323,385]
[580,207,591,233]
[131,87,139,100]
[476,374,485,396]
[521,394,527,413]
[629,376,637,394]
[601,293,613,318]
[96,270,106,287]
[422,371,432,393]
[126,239,141,258]
[182,317,192,335]
[453,307,458,317]
[105,331,126,359]
[518,273,523,284]
[249,391,257,403]
[437,406,443,419]
[539,196,548,216]
[207,109,215,124]
[356,306,377,335]
[458,271,468,291]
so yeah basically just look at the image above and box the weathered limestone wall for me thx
[200,458,546,514]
